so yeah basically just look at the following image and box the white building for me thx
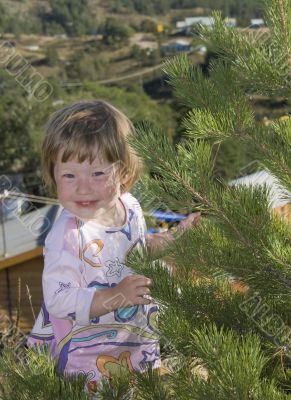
[176,16,214,30]
[185,17,214,27]
[250,19,265,28]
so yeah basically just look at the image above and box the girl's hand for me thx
[145,212,201,254]
[176,212,201,234]
[90,275,152,319]
[112,275,152,307]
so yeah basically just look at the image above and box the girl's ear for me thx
[119,172,130,193]
[117,161,129,184]
[120,173,129,190]
[121,173,129,183]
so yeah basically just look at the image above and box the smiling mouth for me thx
[76,201,97,207]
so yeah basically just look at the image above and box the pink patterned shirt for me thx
[28,193,160,389]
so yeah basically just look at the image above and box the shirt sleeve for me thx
[42,235,96,327]
[122,192,147,241]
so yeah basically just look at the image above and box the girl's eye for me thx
[63,173,75,179]
[92,171,105,177]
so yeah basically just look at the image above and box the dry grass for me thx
[0,278,34,362]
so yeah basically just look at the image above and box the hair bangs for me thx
[60,133,104,164]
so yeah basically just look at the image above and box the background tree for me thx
[0,89,34,172]
[99,17,134,46]
[38,0,95,36]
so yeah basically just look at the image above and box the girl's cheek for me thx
[101,178,113,190]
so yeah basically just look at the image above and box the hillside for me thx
[0,0,264,37]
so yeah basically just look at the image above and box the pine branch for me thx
[198,9,291,97]
[0,347,88,399]
[131,122,291,291]
[264,0,291,70]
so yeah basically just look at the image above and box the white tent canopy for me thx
[230,170,291,209]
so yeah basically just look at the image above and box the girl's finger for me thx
[134,276,152,287]
[136,287,151,297]
[135,296,152,305]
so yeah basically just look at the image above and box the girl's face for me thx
[54,151,123,222]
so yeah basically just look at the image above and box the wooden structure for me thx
[0,247,43,334]
[231,170,291,223]
[0,204,59,334]
[272,203,291,221]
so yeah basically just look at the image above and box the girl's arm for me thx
[44,248,152,323]
[145,212,201,253]
[43,247,96,326]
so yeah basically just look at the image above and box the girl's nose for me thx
[76,177,93,194]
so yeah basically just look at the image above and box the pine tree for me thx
[125,0,291,398]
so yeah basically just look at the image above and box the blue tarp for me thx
[150,210,186,221]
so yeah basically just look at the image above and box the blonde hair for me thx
[42,100,141,195]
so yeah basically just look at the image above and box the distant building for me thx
[250,18,265,28]
[176,21,188,30]
[176,16,214,34]
[161,39,193,55]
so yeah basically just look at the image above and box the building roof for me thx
[185,17,214,26]
[176,16,214,29]
[174,39,192,46]
[176,21,187,29]
[250,19,264,26]
[230,170,291,209]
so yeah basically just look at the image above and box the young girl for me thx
[28,100,200,393]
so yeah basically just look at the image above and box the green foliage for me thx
[0,73,64,172]
[78,83,177,137]
[45,46,59,67]
[0,73,177,174]
[199,10,290,97]
[38,0,95,36]
[134,368,171,399]
[0,2,8,31]
[126,0,291,396]
[132,45,161,66]
[0,347,88,399]
[140,18,157,33]
[96,371,132,399]
[65,51,108,81]
[170,326,289,400]
[0,92,33,171]
[0,0,266,36]
[108,0,264,18]
[99,18,134,45]
[112,0,171,15]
